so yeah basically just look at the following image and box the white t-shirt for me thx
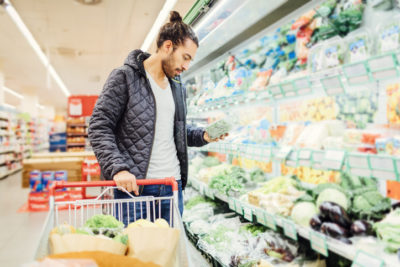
[145,71,181,180]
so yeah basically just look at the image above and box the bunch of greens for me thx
[185,195,215,210]
[374,209,400,253]
[209,166,248,195]
[84,214,124,229]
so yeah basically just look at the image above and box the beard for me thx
[161,54,182,78]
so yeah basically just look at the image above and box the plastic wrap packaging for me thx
[376,16,400,54]
[308,43,325,73]
[322,37,346,69]
[205,118,233,140]
[344,29,373,63]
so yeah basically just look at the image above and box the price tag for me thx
[199,183,205,195]
[235,200,243,214]
[373,69,398,80]
[298,159,311,167]
[369,156,394,171]
[321,76,344,96]
[298,88,312,95]
[294,78,310,89]
[368,55,395,71]
[228,198,236,211]
[281,82,295,93]
[310,231,328,257]
[205,188,215,200]
[276,146,293,160]
[264,211,277,231]
[322,150,345,170]
[298,150,312,160]
[283,219,297,240]
[350,168,371,177]
[348,154,369,169]
[344,63,368,77]
[352,250,384,267]
[396,159,400,174]
[372,170,397,181]
[255,209,266,226]
[242,205,253,222]
[269,85,282,95]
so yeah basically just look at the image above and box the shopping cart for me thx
[34,177,192,266]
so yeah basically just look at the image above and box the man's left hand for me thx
[204,132,229,143]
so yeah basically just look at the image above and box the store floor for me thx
[0,171,210,267]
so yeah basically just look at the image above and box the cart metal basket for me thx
[34,178,192,267]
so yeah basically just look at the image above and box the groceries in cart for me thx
[37,179,189,267]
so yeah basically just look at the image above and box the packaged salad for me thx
[345,29,373,63]
[376,16,400,53]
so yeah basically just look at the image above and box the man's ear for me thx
[162,40,173,54]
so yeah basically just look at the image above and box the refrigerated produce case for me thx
[183,0,400,266]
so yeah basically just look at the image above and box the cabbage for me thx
[291,202,317,227]
[316,188,349,210]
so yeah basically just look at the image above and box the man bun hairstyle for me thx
[156,11,199,49]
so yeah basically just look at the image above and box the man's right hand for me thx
[113,170,139,196]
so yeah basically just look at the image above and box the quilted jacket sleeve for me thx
[88,68,130,180]
[181,83,208,147]
[187,125,208,147]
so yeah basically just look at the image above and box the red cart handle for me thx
[49,177,178,196]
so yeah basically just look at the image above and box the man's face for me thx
[161,38,197,78]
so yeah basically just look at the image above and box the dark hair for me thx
[156,11,199,49]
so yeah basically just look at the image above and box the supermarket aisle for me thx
[0,172,47,267]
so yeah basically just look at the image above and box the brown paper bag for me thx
[50,234,127,255]
[125,228,180,267]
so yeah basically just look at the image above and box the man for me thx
[88,11,226,225]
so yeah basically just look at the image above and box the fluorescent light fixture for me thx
[36,103,45,110]
[193,0,228,37]
[2,0,71,97]
[3,86,24,99]
[140,0,178,52]
[3,103,16,110]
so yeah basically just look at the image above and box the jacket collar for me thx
[124,49,183,87]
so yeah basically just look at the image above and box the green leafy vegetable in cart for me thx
[85,214,124,229]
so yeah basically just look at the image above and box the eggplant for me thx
[321,222,349,238]
[319,201,352,228]
[350,220,372,236]
[338,236,352,245]
[310,214,324,230]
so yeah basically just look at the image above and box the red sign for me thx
[68,95,98,117]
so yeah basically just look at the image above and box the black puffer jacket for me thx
[88,50,207,189]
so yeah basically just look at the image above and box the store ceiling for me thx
[0,0,195,111]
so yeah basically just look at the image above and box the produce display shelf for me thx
[190,144,400,181]
[0,150,14,155]
[67,124,87,127]
[187,179,399,267]
[66,143,86,147]
[187,50,400,116]
[67,133,88,136]
[0,167,22,180]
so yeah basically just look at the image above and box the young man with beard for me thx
[88,11,227,225]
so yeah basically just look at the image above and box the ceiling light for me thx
[3,103,16,110]
[2,0,71,97]
[74,0,101,5]
[140,0,178,52]
[4,86,24,99]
